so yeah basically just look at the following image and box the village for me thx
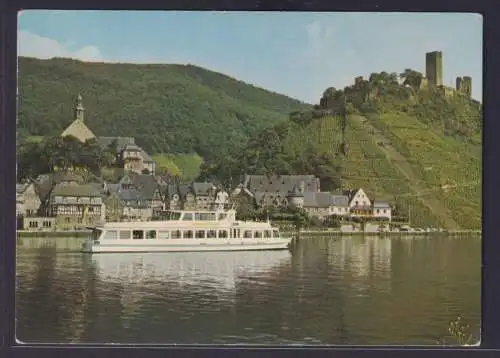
[15,94,396,234]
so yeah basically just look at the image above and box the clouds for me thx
[18,30,104,62]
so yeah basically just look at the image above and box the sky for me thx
[18,11,483,103]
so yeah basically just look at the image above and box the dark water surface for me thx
[15,235,481,345]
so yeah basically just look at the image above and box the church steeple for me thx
[75,93,85,121]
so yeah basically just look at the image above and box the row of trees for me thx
[17,135,118,181]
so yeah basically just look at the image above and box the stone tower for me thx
[287,185,304,209]
[456,76,472,98]
[425,51,443,87]
[75,93,85,121]
[462,76,472,97]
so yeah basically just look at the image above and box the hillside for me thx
[204,71,482,229]
[17,56,311,161]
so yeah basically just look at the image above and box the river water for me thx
[15,235,481,345]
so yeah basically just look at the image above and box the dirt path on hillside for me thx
[350,115,459,230]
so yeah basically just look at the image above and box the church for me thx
[60,94,156,175]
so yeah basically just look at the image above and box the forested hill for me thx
[202,71,482,230]
[17,56,311,160]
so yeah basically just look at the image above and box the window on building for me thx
[264,230,272,238]
[243,230,252,238]
[183,230,193,239]
[254,231,263,238]
[195,230,205,239]
[273,230,280,238]
[182,213,193,221]
[146,230,156,239]
[171,230,182,239]
[383,209,387,214]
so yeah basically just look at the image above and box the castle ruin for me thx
[425,51,443,87]
[424,51,472,98]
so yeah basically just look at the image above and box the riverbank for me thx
[298,229,481,238]
[17,230,91,238]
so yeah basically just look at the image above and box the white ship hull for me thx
[82,238,292,253]
[81,208,292,254]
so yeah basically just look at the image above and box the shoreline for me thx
[16,229,481,239]
[297,229,481,237]
[17,230,91,238]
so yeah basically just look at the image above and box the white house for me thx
[347,188,372,217]
[372,200,392,221]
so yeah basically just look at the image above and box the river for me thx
[15,235,481,345]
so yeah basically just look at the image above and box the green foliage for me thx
[152,153,203,180]
[17,135,116,181]
[18,56,310,163]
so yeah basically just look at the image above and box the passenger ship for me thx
[81,208,292,253]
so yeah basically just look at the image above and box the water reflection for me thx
[16,236,480,345]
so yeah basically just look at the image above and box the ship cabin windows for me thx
[132,230,144,240]
[207,230,217,238]
[182,213,193,221]
[119,230,131,240]
[106,227,280,241]
[103,230,118,240]
[218,230,228,238]
[158,231,170,239]
[194,212,217,221]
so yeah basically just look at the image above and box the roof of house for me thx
[105,183,121,194]
[193,182,215,196]
[303,192,349,208]
[33,171,84,201]
[243,174,320,194]
[116,188,149,208]
[254,191,288,205]
[123,143,143,152]
[304,192,331,208]
[51,182,102,198]
[286,185,304,198]
[61,119,96,142]
[331,195,350,207]
[96,136,135,152]
[373,200,391,208]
